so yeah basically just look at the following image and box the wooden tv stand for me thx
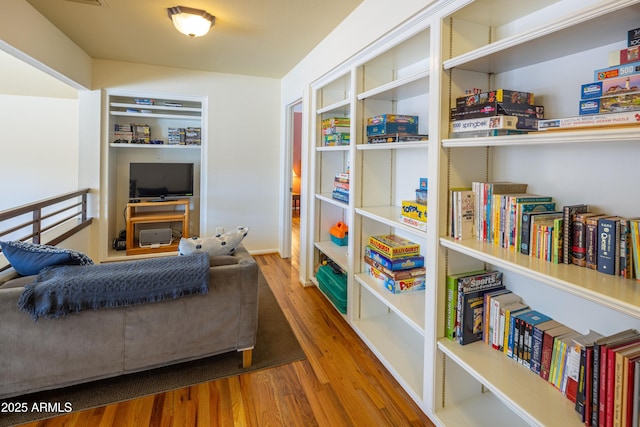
[125,199,189,256]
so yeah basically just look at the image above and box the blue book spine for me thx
[596,217,619,275]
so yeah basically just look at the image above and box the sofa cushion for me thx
[0,275,37,289]
[0,241,94,276]
[210,255,239,266]
[178,226,249,257]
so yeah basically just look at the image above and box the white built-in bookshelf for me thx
[306,0,640,425]
[101,90,207,262]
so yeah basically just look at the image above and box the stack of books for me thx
[332,172,349,203]
[446,270,504,345]
[322,117,350,146]
[364,235,425,294]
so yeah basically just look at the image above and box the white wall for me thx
[0,94,79,210]
[0,0,92,90]
[92,60,281,253]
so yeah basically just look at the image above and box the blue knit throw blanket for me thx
[18,252,210,321]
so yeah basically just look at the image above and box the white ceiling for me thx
[24,0,365,79]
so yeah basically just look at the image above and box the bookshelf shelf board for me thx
[442,126,640,148]
[317,145,350,152]
[357,141,429,151]
[110,111,201,120]
[109,143,200,149]
[434,391,530,427]
[316,193,349,209]
[110,102,201,113]
[443,0,636,74]
[438,338,583,427]
[356,206,427,238]
[354,273,425,334]
[316,98,351,116]
[357,69,430,101]
[351,313,424,400]
[440,237,640,318]
[314,240,349,271]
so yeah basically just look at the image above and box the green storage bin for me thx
[316,263,347,314]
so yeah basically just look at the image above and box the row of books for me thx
[365,235,425,294]
[481,287,640,427]
[446,268,640,427]
[446,269,504,345]
[451,182,639,279]
[332,172,349,204]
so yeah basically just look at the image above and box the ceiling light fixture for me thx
[167,6,215,38]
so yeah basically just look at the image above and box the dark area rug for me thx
[0,270,305,427]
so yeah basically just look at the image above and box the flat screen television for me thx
[129,162,194,200]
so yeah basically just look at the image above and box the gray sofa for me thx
[0,244,259,399]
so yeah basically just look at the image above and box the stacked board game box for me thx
[450,88,543,134]
[322,117,350,146]
[578,74,640,115]
[366,114,427,143]
[541,27,640,129]
[400,178,428,231]
[332,172,349,203]
[364,235,425,294]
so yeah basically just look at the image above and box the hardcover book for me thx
[592,329,639,427]
[571,212,597,267]
[563,204,589,265]
[445,270,486,341]
[456,271,504,345]
[540,325,575,382]
[517,310,553,368]
[597,216,622,275]
[585,215,611,270]
[530,319,563,375]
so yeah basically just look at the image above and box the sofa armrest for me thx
[209,244,259,351]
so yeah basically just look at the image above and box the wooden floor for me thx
[20,213,434,427]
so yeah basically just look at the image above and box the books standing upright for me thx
[456,271,504,345]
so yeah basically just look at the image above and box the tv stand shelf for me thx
[125,199,189,256]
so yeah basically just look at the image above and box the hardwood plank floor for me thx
[19,214,434,426]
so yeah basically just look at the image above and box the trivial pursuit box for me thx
[364,246,424,271]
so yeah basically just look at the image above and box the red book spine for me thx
[599,346,608,427]
[585,346,594,426]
